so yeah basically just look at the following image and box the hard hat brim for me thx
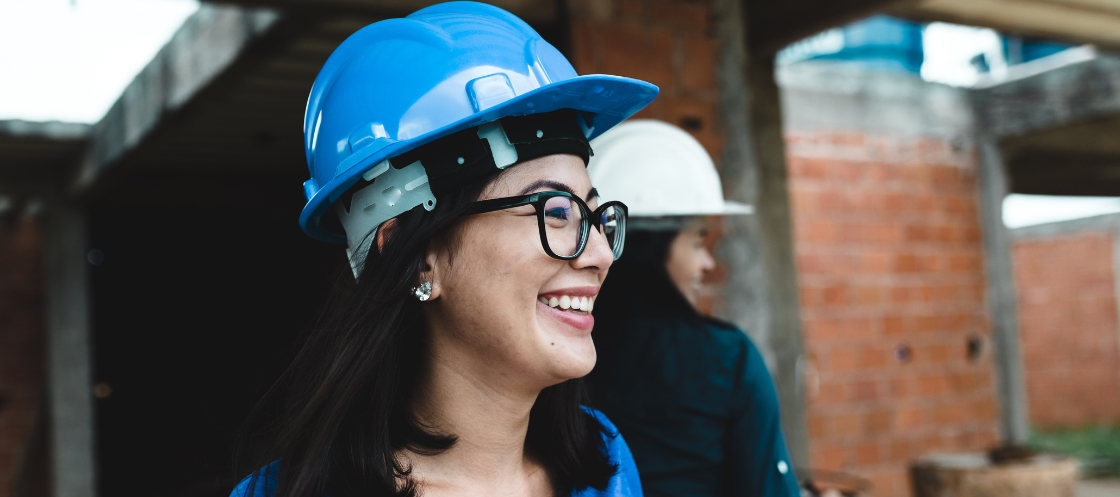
[300,74,659,243]
[629,201,754,218]
[721,201,754,215]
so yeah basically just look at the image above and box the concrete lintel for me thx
[1010,212,1120,240]
[0,120,91,141]
[972,53,1120,139]
[778,61,974,141]
[75,5,280,191]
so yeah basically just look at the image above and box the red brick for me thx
[829,349,859,371]
[856,442,880,465]
[616,0,646,21]
[658,95,719,138]
[812,446,847,472]
[896,408,923,429]
[867,410,891,433]
[678,33,718,92]
[1013,232,1120,427]
[599,23,674,89]
[649,0,709,31]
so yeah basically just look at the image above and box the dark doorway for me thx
[89,173,342,497]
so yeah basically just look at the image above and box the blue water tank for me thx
[1003,36,1074,64]
[779,15,924,73]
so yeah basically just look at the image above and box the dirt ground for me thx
[1077,479,1120,497]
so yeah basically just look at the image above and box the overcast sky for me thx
[0,0,198,123]
[0,2,1111,228]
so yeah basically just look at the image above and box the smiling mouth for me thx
[537,295,594,316]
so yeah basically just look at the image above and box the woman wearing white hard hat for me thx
[232,3,659,496]
[585,120,800,497]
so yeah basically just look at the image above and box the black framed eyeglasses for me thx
[468,191,627,261]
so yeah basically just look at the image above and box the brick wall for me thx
[788,132,999,496]
[569,0,724,162]
[1012,232,1120,428]
[0,218,47,497]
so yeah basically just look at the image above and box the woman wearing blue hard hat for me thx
[231,2,656,496]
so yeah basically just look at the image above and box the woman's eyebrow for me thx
[517,181,599,202]
[518,179,575,196]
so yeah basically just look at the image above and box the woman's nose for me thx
[573,226,614,271]
[700,247,717,272]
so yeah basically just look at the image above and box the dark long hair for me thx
[591,229,696,334]
[237,169,616,496]
[585,228,702,407]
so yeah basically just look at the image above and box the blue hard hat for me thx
[299,1,658,243]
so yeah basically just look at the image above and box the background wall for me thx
[781,63,1000,496]
[1012,223,1120,428]
[0,218,47,497]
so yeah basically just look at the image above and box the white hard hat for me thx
[587,119,752,218]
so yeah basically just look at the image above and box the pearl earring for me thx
[412,281,432,301]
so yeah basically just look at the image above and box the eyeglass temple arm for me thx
[466,193,539,214]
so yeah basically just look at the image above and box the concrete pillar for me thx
[975,135,1031,445]
[714,0,810,469]
[44,203,97,497]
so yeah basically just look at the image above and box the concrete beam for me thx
[972,50,1120,140]
[892,0,1120,52]
[715,0,811,469]
[44,203,96,497]
[75,5,279,191]
[0,120,90,141]
[969,50,1120,196]
[1010,212,1120,240]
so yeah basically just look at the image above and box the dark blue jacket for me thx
[230,409,643,497]
[587,270,800,497]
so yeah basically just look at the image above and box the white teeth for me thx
[541,295,596,313]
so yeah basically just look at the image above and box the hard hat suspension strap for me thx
[336,109,593,279]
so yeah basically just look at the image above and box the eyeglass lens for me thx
[543,195,585,257]
[541,196,624,258]
[598,204,624,259]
